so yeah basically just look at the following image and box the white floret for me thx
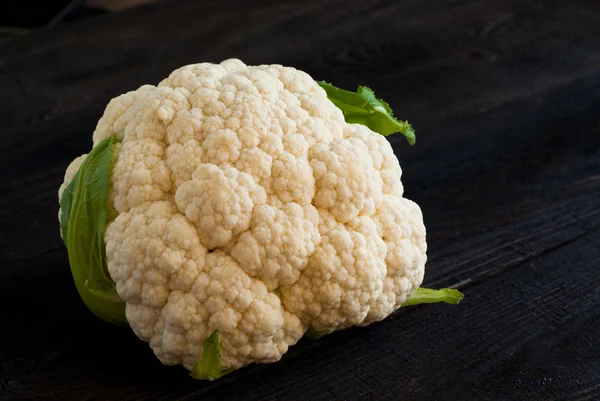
[174,163,267,249]
[310,137,383,223]
[110,139,172,213]
[281,212,387,332]
[231,203,320,290]
[372,196,427,310]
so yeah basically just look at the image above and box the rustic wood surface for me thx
[1,0,599,399]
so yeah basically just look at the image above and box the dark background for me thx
[1,0,599,400]
[0,0,104,31]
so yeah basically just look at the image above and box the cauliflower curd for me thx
[58,59,460,379]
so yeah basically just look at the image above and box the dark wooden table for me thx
[1,0,599,400]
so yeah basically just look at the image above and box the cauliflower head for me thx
[58,59,431,376]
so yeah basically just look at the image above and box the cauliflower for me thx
[58,59,462,380]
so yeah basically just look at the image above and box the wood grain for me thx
[0,0,599,400]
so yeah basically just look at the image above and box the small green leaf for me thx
[60,137,126,326]
[401,287,464,307]
[191,332,233,381]
[318,81,416,145]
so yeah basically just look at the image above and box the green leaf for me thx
[318,81,416,145]
[191,332,233,381]
[401,287,464,307]
[60,137,127,326]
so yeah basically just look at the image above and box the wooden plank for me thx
[1,221,598,400]
[0,0,599,399]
